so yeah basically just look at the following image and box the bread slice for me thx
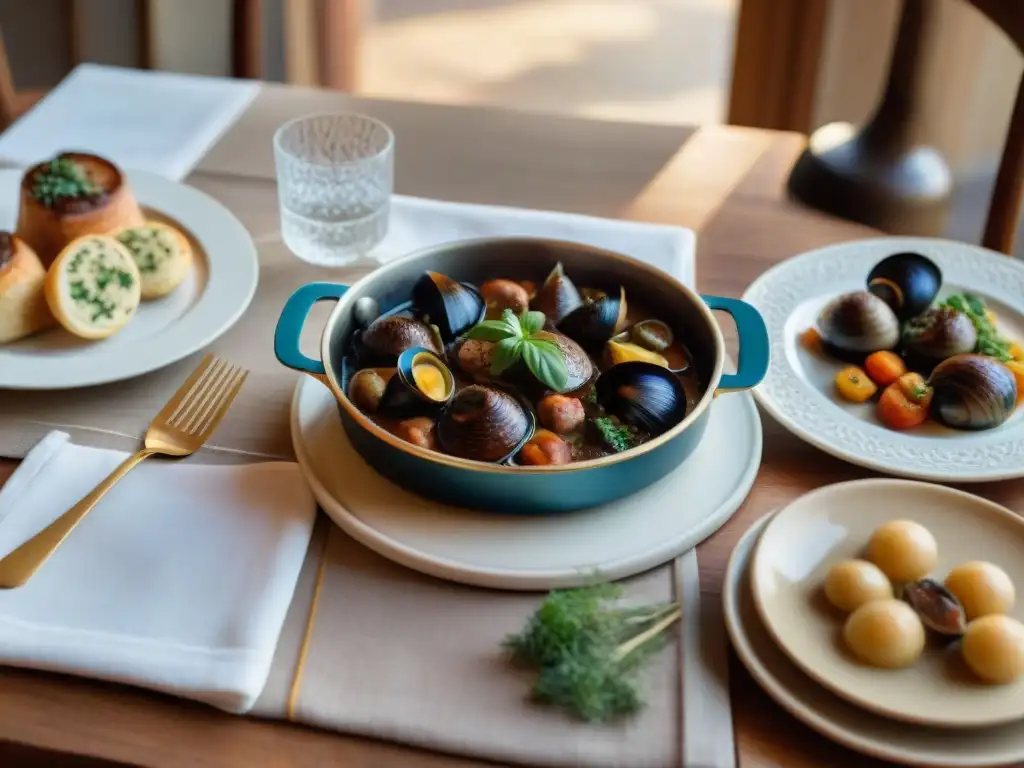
[0,232,57,344]
[45,235,142,340]
[114,221,193,299]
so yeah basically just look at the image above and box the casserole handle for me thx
[701,295,770,394]
[275,282,349,379]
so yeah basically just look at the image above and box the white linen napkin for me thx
[367,196,697,286]
[0,64,259,180]
[0,431,316,714]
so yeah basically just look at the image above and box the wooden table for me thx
[0,85,1003,768]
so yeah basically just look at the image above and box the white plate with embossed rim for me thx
[742,236,1024,482]
[726,514,1024,767]
[0,169,258,389]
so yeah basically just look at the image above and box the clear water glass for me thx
[273,113,394,266]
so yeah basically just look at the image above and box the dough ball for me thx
[866,520,937,582]
[824,559,893,613]
[945,561,1015,620]
[961,615,1024,685]
[843,599,925,669]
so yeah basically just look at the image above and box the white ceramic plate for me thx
[726,515,1024,768]
[289,372,761,591]
[750,478,1024,728]
[742,236,1024,482]
[0,169,258,389]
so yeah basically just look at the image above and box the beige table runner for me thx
[0,85,733,767]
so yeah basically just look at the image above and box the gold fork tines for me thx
[0,354,249,588]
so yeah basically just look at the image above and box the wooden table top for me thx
[1,85,1008,768]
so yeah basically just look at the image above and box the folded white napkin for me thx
[0,64,259,180]
[0,432,316,713]
[370,196,696,286]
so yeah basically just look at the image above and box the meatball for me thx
[480,279,529,318]
[518,429,571,466]
[537,394,585,434]
[395,417,437,450]
[348,369,387,413]
[456,339,494,378]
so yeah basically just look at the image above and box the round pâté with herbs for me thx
[342,263,703,466]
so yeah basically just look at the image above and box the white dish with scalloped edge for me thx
[742,237,1024,482]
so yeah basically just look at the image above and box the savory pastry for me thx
[114,221,193,299]
[0,232,56,344]
[17,152,145,267]
[843,599,926,669]
[945,561,1016,620]
[45,235,141,340]
[824,559,893,613]
[865,519,937,583]
[961,615,1024,684]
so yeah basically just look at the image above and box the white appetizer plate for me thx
[727,515,1024,767]
[0,169,258,389]
[290,371,761,591]
[742,236,1024,482]
[750,479,1024,729]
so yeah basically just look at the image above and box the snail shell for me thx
[902,307,977,363]
[437,385,535,463]
[817,291,900,358]
[360,315,442,365]
[929,354,1017,430]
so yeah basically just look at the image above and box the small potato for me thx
[866,519,937,583]
[518,429,571,466]
[945,561,1016,620]
[843,599,925,669]
[537,394,585,434]
[395,417,437,451]
[824,559,893,613]
[348,369,387,413]
[480,279,529,318]
[962,615,1024,684]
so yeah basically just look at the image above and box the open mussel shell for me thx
[437,385,536,463]
[817,290,900,360]
[411,271,485,341]
[868,252,942,321]
[902,306,977,365]
[606,332,689,373]
[629,319,673,352]
[358,315,443,366]
[532,262,583,326]
[379,347,456,416]
[595,361,688,436]
[901,578,967,636]
[558,286,627,355]
[929,353,1017,430]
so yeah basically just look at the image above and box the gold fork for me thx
[0,354,249,589]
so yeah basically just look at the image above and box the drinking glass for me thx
[273,113,394,266]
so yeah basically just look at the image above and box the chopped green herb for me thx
[941,292,1013,362]
[504,583,680,722]
[31,156,99,207]
[592,416,634,452]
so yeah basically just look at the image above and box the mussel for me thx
[929,354,1017,430]
[359,315,442,365]
[378,347,456,416]
[353,296,381,329]
[437,385,535,463]
[594,362,688,436]
[902,579,967,636]
[532,262,583,326]
[902,306,977,364]
[868,252,942,321]
[411,271,485,341]
[606,339,669,369]
[817,291,900,359]
[629,319,673,352]
[558,286,627,355]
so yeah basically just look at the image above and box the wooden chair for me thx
[0,28,48,132]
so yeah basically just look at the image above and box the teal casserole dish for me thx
[275,237,769,514]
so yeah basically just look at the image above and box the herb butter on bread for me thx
[115,221,193,299]
[0,232,57,344]
[45,235,141,340]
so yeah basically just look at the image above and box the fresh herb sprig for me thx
[464,309,569,391]
[942,292,1013,362]
[592,415,635,453]
[504,583,681,722]
[31,156,98,208]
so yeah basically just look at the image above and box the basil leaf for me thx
[491,338,523,375]
[522,339,569,391]
[521,310,546,336]
[502,308,523,337]
[465,320,517,342]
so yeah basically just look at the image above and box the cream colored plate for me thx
[750,479,1024,728]
[726,516,1024,768]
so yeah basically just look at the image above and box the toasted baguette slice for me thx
[0,232,57,344]
[114,221,193,300]
[45,235,141,340]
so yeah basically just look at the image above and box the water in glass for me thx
[274,113,394,266]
